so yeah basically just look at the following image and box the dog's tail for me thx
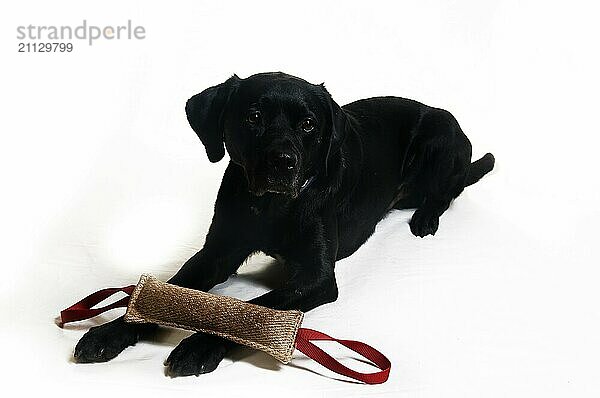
[464,153,495,187]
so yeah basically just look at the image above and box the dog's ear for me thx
[322,85,348,176]
[185,75,240,163]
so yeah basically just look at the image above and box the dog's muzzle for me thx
[246,149,303,197]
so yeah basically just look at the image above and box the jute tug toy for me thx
[60,274,391,384]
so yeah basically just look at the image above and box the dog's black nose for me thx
[266,151,297,172]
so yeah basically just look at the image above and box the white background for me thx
[1,0,599,397]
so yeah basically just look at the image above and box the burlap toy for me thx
[125,274,302,363]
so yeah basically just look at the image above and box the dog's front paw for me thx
[164,332,228,377]
[74,317,142,363]
[409,209,439,237]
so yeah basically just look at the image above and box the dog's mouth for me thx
[245,170,316,198]
[247,176,299,198]
[248,176,316,199]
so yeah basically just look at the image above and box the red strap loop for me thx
[59,285,135,326]
[294,328,391,384]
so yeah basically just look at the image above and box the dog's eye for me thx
[247,110,261,125]
[300,118,315,133]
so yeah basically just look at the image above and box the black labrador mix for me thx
[74,72,494,376]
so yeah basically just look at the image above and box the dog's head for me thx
[185,72,346,197]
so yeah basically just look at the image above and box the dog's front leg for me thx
[74,223,253,364]
[248,252,339,313]
[252,215,340,311]
[165,216,339,377]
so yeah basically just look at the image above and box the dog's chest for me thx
[244,195,307,249]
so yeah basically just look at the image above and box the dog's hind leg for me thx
[390,188,424,210]
[406,110,472,237]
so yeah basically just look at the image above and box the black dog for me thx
[74,72,494,376]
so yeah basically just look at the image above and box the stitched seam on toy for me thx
[123,273,149,323]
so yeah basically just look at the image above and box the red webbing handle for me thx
[58,285,135,326]
[294,328,391,384]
